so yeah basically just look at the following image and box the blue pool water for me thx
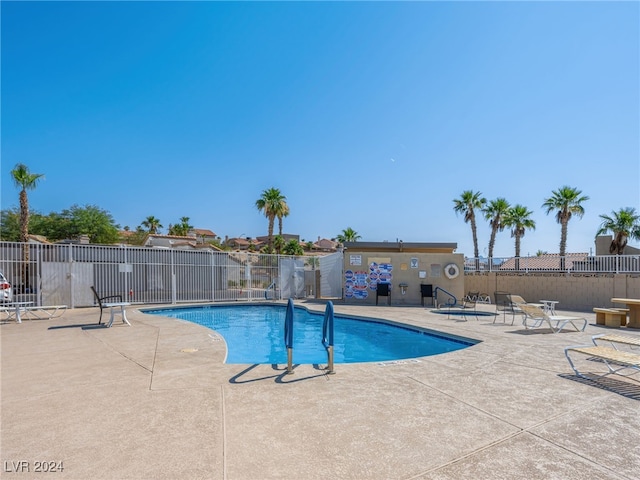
[144,304,476,364]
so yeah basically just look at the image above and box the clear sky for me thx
[1,1,639,257]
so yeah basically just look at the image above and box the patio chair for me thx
[420,284,434,307]
[447,293,478,321]
[519,303,587,333]
[91,286,123,324]
[493,291,525,325]
[376,283,391,306]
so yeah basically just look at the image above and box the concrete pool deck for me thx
[1,302,639,480]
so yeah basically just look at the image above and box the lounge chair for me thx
[376,283,391,306]
[565,344,640,379]
[592,333,640,350]
[20,304,67,320]
[91,286,123,324]
[476,293,491,304]
[519,303,587,333]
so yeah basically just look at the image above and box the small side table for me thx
[540,300,559,315]
[103,302,131,328]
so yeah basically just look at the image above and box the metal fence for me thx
[464,255,640,274]
[0,242,344,308]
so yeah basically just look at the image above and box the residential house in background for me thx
[189,228,218,244]
[314,237,340,252]
[144,234,221,251]
[224,236,264,251]
[498,253,588,271]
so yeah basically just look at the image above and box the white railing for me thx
[464,255,640,274]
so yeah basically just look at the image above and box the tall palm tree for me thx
[11,163,44,290]
[142,216,163,234]
[336,227,361,243]
[453,190,486,260]
[11,163,45,244]
[596,207,640,255]
[482,197,510,260]
[542,186,589,257]
[255,188,287,249]
[504,204,536,268]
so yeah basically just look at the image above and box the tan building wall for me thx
[595,235,640,255]
[343,251,465,306]
[464,272,640,312]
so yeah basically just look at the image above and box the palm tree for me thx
[11,163,45,244]
[276,202,290,237]
[255,188,287,249]
[504,204,536,269]
[336,227,361,243]
[283,239,304,256]
[482,197,510,260]
[453,190,486,261]
[273,235,285,255]
[11,163,44,290]
[596,207,640,255]
[542,186,589,258]
[142,216,163,234]
[169,216,193,236]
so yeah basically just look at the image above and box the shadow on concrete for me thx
[559,373,640,400]
[229,363,329,384]
[48,323,107,330]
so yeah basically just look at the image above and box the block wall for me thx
[464,273,640,312]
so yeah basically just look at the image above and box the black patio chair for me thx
[91,286,123,324]
[376,283,391,306]
[420,284,434,307]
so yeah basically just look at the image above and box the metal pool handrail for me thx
[322,301,335,374]
[434,286,457,308]
[284,298,294,374]
[265,281,277,300]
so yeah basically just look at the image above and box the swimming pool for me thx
[144,304,477,364]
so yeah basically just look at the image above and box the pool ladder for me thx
[265,281,277,300]
[322,301,335,374]
[284,299,294,374]
[283,299,335,375]
[434,286,457,309]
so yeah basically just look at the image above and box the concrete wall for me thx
[464,272,640,312]
[343,252,465,306]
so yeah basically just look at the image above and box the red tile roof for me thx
[498,253,588,270]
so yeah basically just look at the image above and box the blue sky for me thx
[1,1,638,257]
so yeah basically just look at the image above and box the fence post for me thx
[171,249,177,304]
[68,243,75,308]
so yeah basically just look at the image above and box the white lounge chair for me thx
[21,305,67,320]
[592,333,640,350]
[518,303,587,333]
[565,344,640,379]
